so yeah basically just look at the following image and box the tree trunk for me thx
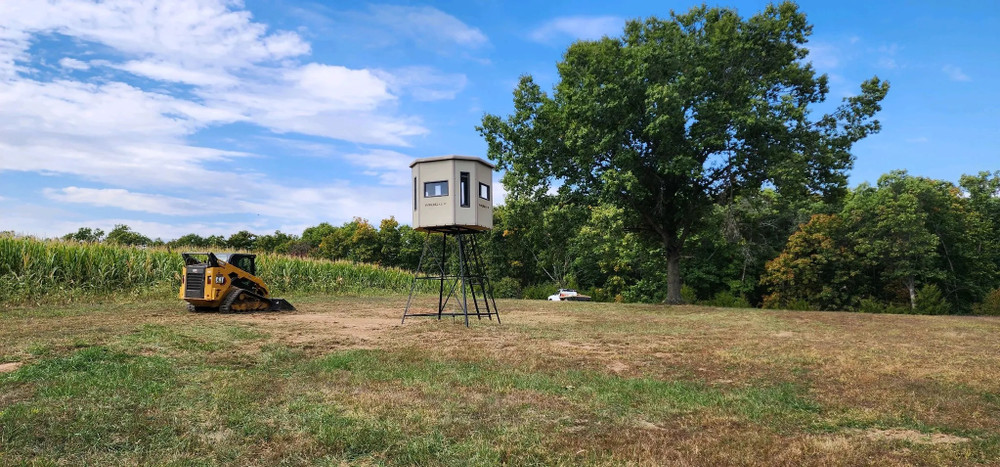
[907,278,916,310]
[665,237,684,304]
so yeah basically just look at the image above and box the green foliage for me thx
[762,172,996,314]
[760,214,858,311]
[702,291,752,309]
[857,298,910,315]
[317,218,381,264]
[105,224,151,246]
[226,230,257,251]
[255,230,297,253]
[680,284,698,304]
[973,288,1000,316]
[167,233,210,249]
[522,283,557,300]
[915,284,950,315]
[480,2,888,303]
[491,276,522,299]
[61,227,104,243]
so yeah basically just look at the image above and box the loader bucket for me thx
[269,299,295,311]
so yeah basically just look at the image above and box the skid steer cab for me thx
[179,252,294,313]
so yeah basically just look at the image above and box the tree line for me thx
[61,218,426,271]
[56,168,1000,315]
[482,170,1000,315]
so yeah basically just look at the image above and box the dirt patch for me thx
[0,362,23,373]
[635,419,665,431]
[859,428,969,445]
[607,361,629,374]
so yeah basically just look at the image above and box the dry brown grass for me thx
[2,295,999,465]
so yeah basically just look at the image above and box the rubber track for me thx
[219,287,270,313]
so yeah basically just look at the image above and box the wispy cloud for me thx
[806,42,840,69]
[342,149,414,186]
[875,43,900,69]
[377,66,468,101]
[58,57,89,70]
[942,64,971,82]
[368,5,488,48]
[530,16,623,43]
[325,4,488,52]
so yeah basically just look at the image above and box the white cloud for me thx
[362,5,488,49]
[878,58,897,69]
[115,60,237,87]
[0,0,464,237]
[58,57,90,70]
[44,187,206,215]
[942,65,971,82]
[342,149,414,186]
[0,0,427,146]
[0,0,310,69]
[0,204,273,239]
[530,16,623,43]
[377,66,468,101]
[287,64,393,111]
[39,181,411,227]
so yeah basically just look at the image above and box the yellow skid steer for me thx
[179,252,294,313]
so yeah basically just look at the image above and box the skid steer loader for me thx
[179,252,294,313]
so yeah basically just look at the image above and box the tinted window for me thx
[460,172,470,207]
[424,181,448,197]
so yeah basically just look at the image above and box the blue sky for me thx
[0,0,997,240]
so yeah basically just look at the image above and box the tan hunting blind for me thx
[403,155,500,326]
[410,155,495,232]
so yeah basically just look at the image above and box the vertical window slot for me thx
[460,172,470,207]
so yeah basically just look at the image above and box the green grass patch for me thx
[0,347,179,461]
[310,348,821,428]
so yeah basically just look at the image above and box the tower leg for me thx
[400,229,499,326]
[458,234,470,327]
[403,233,432,324]
[437,232,446,319]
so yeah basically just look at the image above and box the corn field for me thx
[0,236,434,307]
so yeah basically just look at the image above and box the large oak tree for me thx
[479,2,888,303]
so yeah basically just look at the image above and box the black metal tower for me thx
[402,228,500,326]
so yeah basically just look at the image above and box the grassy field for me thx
[1,294,999,465]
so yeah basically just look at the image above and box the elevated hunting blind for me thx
[410,155,494,232]
[403,155,500,326]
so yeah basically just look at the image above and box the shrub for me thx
[680,284,698,304]
[973,288,1000,316]
[491,276,522,299]
[915,284,950,315]
[857,298,910,314]
[702,291,751,309]
[622,278,667,303]
[522,283,558,300]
